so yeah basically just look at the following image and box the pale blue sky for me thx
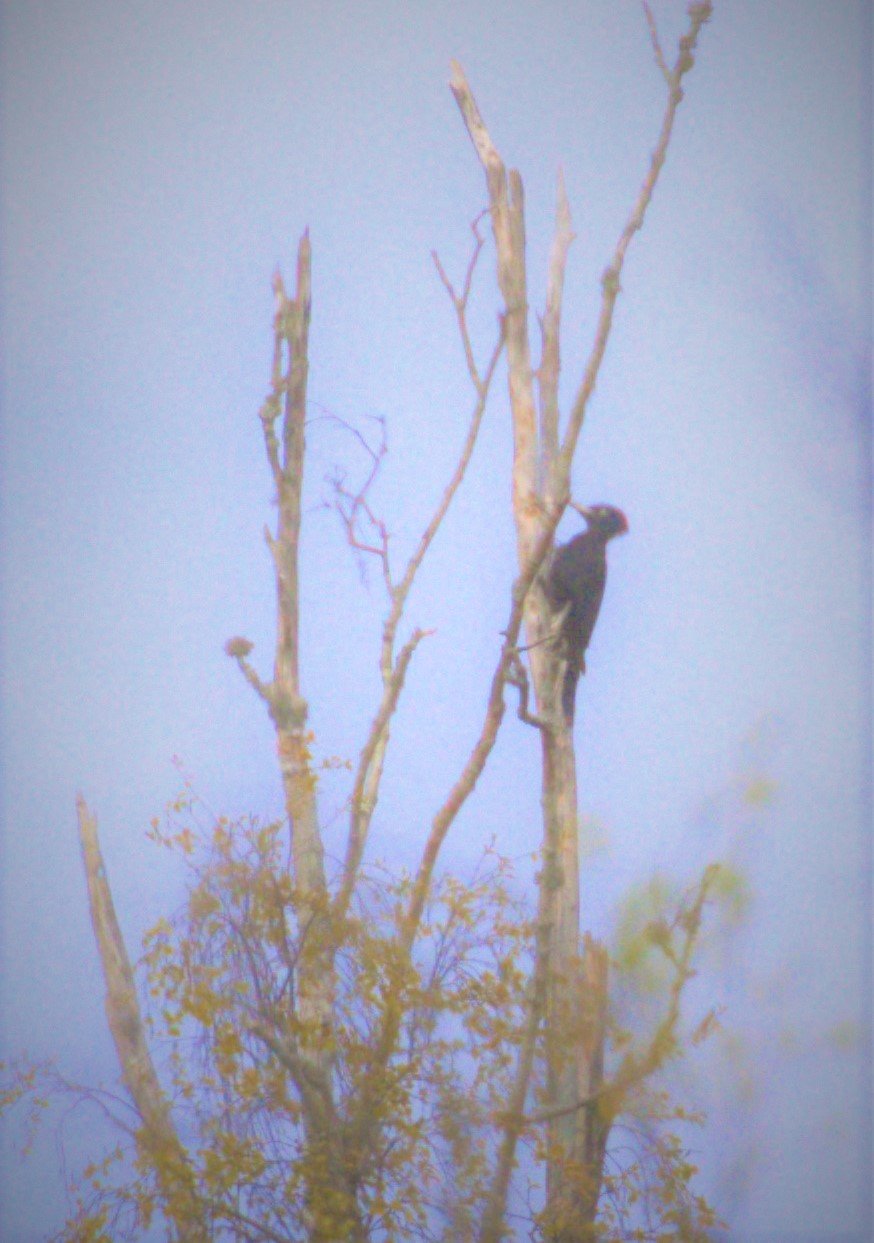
[1,3,870,1241]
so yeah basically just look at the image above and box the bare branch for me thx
[643,1,673,85]
[335,321,504,909]
[225,637,273,705]
[432,211,491,391]
[449,61,507,196]
[335,625,433,918]
[320,217,505,920]
[324,411,393,587]
[450,61,539,553]
[347,515,559,1163]
[403,512,558,952]
[556,1,712,486]
[333,496,393,604]
[385,319,504,669]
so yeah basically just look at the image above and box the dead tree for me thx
[74,6,714,1240]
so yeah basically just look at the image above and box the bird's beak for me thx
[571,502,594,523]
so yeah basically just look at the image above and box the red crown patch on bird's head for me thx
[579,504,629,539]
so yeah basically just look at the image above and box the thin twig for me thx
[643,1,672,85]
[326,413,393,591]
[432,211,490,391]
[382,317,505,668]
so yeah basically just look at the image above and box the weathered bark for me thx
[77,796,210,1243]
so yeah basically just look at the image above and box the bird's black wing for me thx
[547,534,608,720]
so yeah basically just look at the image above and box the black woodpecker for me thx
[545,504,628,721]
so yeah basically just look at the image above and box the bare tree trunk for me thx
[77,797,210,1243]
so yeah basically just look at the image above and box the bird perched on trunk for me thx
[545,504,628,721]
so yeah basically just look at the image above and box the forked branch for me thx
[329,414,393,595]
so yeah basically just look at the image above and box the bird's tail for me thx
[561,665,579,722]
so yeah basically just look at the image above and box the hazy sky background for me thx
[1,2,870,1241]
